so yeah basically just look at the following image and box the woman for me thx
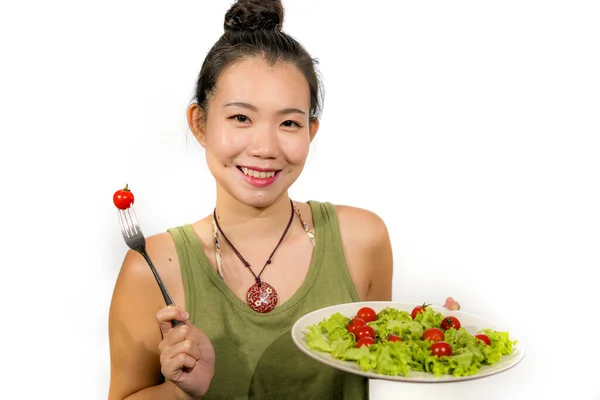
[108,0,393,398]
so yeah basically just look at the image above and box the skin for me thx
[108,57,394,400]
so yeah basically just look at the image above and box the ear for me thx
[187,103,207,147]
[309,117,319,142]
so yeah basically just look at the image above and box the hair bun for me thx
[224,0,284,32]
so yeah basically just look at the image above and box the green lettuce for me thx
[304,306,518,378]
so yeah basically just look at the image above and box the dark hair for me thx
[194,0,323,121]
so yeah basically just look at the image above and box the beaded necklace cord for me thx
[211,200,315,313]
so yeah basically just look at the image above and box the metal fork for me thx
[118,205,183,327]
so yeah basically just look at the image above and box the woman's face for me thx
[190,57,318,209]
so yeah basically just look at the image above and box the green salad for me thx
[304,305,517,378]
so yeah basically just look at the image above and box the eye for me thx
[229,114,251,123]
[281,120,302,128]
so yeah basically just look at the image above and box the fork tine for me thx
[118,209,129,237]
[123,208,134,236]
[129,206,142,235]
[118,206,145,240]
[118,208,137,238]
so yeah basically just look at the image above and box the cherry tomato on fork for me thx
[113,184,134,209]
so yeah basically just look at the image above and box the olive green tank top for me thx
[167,200,369,400]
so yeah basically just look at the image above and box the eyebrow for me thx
[223,102,306,116]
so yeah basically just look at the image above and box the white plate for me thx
[291,301,525,382]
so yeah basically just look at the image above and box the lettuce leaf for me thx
[304,306,517,379]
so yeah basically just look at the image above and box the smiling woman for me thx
[107,0,393,399]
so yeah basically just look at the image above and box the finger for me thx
[160,339,204,366]
[156,306,190,335]
[156,305,190,323]
[161,353,197,379]
[159,324,191,353]
[165,339,203,362]
[163,322,210,346]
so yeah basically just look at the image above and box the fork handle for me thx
[140,249,184,327]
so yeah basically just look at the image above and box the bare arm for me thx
[120,383,181,400]
[336,205,394,301]
[363,215,393,301]
[108,246,174,399]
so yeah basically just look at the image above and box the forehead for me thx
[212,57,310,109]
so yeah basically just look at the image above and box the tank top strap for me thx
[307,200,361,302]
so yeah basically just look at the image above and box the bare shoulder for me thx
[116,231,182,300]
[334,205,394,301]
[334,205,390,244]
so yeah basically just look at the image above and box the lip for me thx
[237,166,281,188]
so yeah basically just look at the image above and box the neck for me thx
[213,190,293,239]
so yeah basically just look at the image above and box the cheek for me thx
[282,137,310,165]
[205,126,247,159]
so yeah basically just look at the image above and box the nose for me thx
[248,123,279,159]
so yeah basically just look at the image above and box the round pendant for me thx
[246,281,278,313]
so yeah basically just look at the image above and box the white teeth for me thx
[241,167,276,179]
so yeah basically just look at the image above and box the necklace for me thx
[212,199,295,313]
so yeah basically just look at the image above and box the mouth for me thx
[237,166,281,179]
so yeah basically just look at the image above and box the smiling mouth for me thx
[237,166,281,179]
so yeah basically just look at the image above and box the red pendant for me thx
[246,281,278,313]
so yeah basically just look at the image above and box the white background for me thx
[1,0,599,399]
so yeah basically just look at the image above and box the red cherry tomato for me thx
[113,184,134,210]
[347,318,366,334]
[388,334,402,342]
[356,307,377,323]
[441,316,461,331]
[356,337,375,348]
[354,325,376,340]
[475,334,491,346]
[411,303,430,319]
[430,341,452,357]
[422,327,445,342]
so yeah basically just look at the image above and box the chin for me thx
[232,189,289,209]
[243,194,285,209]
